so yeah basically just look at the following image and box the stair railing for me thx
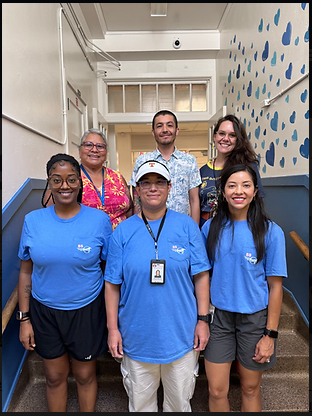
[289,231,309,261]
[2,284,18,334]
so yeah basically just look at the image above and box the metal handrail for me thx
[2,284,18,334]
[289,231,309,262]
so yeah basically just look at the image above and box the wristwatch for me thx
[263,328,278,338]
[197,314,212,323]
[16,311,30,321]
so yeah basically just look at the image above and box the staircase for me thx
[7,290,309,412]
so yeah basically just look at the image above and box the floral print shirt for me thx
[81,167,131,230]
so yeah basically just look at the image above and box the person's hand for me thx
[108,328,123,360]
[19,320,36,350]
[193,320,210,351]
[252,335,274,363]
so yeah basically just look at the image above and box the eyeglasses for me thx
[81,141,107,151]
[48,175,81,189]
[216,131,237,140]
[138,180,168,190]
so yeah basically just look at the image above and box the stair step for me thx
[7,289,309,412]
[8,371,309,412]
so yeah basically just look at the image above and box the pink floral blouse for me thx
[81,167,132,230]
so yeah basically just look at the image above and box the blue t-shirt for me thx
[104,209,211,364]
[18,204,112,310]
[201,219,287,314]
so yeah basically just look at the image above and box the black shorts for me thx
[204,307,277,371]
[29,288,108,361]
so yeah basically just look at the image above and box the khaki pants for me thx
[120,349,199,412]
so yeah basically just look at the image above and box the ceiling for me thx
[76,3,229,133]
[79,3,229,36]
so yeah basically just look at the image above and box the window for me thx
[106,81,208,113]
[108,85,123,112]
[175,84,190,112]
[125,85,140,113]
[142,85,157,113]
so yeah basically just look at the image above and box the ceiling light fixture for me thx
[150,3,167,17]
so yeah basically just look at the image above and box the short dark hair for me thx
[152,110,178,130]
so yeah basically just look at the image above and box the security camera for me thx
[173,39,181,49]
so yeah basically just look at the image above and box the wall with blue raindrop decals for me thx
[216,3,309,177]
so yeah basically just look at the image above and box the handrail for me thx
[289,231,309,262]
[2,284,18,334]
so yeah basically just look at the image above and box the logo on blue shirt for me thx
[245,252,257,264]
[77,244,92,253]
[172,245,186,255]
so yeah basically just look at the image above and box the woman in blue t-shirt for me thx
[17,153,112,412]
[201,164,287,412]
[104,160,211,412]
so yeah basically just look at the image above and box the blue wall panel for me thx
[2,179,45,412]
[262,175,309,324]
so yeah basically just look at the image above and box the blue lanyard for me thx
[80,164,105,206]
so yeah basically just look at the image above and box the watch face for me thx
[16,311,29,320]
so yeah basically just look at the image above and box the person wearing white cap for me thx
[104,159,211,412]
[129,110,201,225]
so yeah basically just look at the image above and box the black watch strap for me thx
[197,314,211,323]
[263,328,278,338]
[16,311,30,321]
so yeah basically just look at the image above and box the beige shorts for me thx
[120,349,200,412]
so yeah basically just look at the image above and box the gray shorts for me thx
[204,307,277,371]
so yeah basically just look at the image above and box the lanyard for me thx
[80,165,105,206]
[141,209,167,259]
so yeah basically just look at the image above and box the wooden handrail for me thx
[289,231,309,262]
[2,284,18,334]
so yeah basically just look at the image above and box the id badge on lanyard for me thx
[142,210,167,285]
[150,259,166,284]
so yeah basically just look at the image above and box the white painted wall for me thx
[216,3,309,177]
[2,3,99,207]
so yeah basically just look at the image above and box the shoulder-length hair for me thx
[206,164,270,263]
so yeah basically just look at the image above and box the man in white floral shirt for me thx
[130,110,201,225]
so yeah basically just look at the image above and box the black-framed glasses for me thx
[81,141,107,151]
[138,180,168,190]
[48,175,81,189]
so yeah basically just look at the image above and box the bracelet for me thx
[20,317,31,322]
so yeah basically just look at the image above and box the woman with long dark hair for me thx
[201,164,287,412]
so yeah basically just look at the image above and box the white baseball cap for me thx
[135,160,171,182]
